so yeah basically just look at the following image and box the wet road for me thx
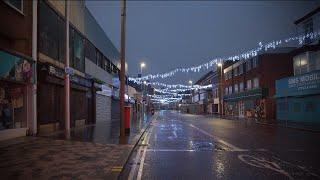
[121,110,320,180]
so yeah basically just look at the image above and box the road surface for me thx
[120,110,320,180]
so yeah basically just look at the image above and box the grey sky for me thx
[86,1,319,84]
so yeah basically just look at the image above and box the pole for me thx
[64,0,70,133]
[119,0,126,138]
[30,0,38,135]
[220,64,224,117]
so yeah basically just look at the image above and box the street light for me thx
[140,62,146,74]
[218,62,224,116]
[188,80,193,85]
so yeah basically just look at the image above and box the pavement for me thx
[0,112,153,180]
[120,110,320,180]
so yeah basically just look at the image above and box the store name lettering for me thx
[288,73,320,86]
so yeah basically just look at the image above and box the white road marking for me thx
[188,123,247,152]
[136,126,153,180]
[147,149,196,152]
[238,154,294,179]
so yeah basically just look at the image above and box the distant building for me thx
[223,48,294,120]
[275,7,320,123]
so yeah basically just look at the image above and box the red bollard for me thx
[124,106,131,134]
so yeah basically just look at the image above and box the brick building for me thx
[223,48,294,120]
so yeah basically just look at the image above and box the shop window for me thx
[277,102,288,112]
[246,79,252,90]
[39,1,65,62]
[253,77,259,89]
[305,102,316,112]
[293,102,301,112]
[5,0,23,13]
[0,50,32,82]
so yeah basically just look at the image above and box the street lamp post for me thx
[119,0,126,138]
[217,62,223,117]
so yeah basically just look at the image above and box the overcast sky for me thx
[86,1,319,84]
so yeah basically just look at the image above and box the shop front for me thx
[275,70,320,123]
[37,63,94,133]
[0,50,33,140]
[224,88,268,119]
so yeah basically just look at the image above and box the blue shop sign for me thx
[275,70,320,97]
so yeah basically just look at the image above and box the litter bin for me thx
[124,106,131,134]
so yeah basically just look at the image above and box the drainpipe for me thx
[64,0,70,134]
[30,0,38,135]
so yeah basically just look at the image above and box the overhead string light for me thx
[129,30,320,82]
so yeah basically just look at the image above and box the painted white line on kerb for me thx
[137,126,153,180]
[188,123,246,152]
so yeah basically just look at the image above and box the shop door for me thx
[239,101,244,117]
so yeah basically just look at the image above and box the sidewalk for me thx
[0,113,154,179]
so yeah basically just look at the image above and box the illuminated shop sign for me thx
[276,70,320,97]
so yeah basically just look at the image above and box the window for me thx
[303,20,313,44]
[39,1,65,62]
[253,77,259,89]
[239,64,243,75]
[228,86,232,94]
[305,102,316,112]
[225,87,228,95]
[234,84,238,93]
[309,51,320,72]
[252,57,258,68]
[246,79,252,90]
[246,60,252,72]
[239,82,244,92]
[85,40,96,63]
[70,28,85,72]
[277,102,288,112]
[234,67,238,76]
[293,103,301,112]
[96,51,103,68]
[5,0,23,13]
[293,53,308,75]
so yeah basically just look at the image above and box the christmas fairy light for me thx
[129,31,320,82]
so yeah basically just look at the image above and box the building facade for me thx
[223,48,294,120]
[275,7,320,123]
[0,0,35,140]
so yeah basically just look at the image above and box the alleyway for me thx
[121,110,320,180]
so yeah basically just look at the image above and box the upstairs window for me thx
[238,64,243,75]
[5,0,23,13]
[84,40,96,64]
[252,57,258,68]
[293,53,308,75]
[234,67,238,76]
[234,84,238,93]
[239,82,244,92]
[246,79,252,90]
[246,60,252,72]
[253,77,259,89]
[70,28,85,72]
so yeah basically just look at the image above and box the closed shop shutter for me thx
[96,93,111,122]
[70,89,88,127]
